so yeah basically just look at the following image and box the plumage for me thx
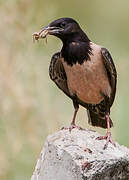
[35,17,117,149]
[49,44,116,129]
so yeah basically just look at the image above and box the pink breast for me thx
[62,50,111,104]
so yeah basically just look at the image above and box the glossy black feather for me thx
[101,48,117,107]
[49,52,71,98]
[61,41,92,66]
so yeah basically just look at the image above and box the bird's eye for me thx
[60,22,66,28]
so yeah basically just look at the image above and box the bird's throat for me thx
[61,41,92,66]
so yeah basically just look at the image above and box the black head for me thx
[41,17,92,65]
[42,17,90,43]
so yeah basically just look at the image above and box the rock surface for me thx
[31,129,129,180]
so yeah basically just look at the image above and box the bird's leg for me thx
[69,105,80,132]
[62,101,83,132]
[97,112,116,149]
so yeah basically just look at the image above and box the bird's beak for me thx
[39,26,64,36]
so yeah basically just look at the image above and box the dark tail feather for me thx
[87,109,113,129]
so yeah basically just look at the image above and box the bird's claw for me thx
[61,123,83,133]
[96,132,116,149]
[69,124,83,132]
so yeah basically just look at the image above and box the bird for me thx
[35,17,117,149]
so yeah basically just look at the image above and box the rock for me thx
[31,129,129,180]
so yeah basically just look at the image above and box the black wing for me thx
[87,48,117,129]
[101,48,117,107]
[49,52,71,98]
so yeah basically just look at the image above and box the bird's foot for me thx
[61,123,83,133]
[96,132,116,149]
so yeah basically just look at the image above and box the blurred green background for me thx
[0,0,129,179]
